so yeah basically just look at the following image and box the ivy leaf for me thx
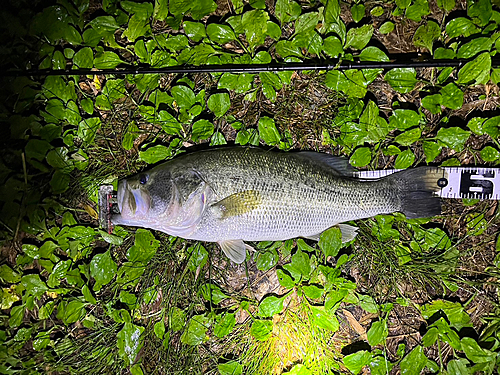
[437,127,471,150]
[413,21,440,54]
[90,250,117,291]
[258,295,286,317]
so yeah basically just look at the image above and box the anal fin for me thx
[218,239,250,264]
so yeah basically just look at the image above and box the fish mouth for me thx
[116,179,150,218]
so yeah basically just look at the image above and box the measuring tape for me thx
[355,167,500,200]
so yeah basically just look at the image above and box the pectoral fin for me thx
[338,224,358,243]
[218,240,250,264]
[213,190,262,219]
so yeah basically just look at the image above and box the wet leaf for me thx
[422,94,442,114]
[343,350,371,374]
[480,146,500,162]
[384,68,417,93]
[242,10,269,51]
[218,73,254,93]
[394,149,415,169]
[127,229,160,263]
[310,306,339,332]
[63,299,87,324]
[345,24,373,50]
[192,119,214,141]
[256,249,278,271]
[400,346,427,375]
[117,322,145,365]
[214,312,236,338]
[437,127,471,150]
[379,21,394,34]
[350,147,371,167]
[258,116,280,145]
[183,21,206,42]
[250,319,272,341]
[457,37,493,59]
[276,40,303,58]
[367,320,388,346]
[351,4,365,23]
[181,314,209,345]
[440,83,464,110]
[319,226,342,259]
[323,36,343,57]
[94,51,123,69]
[446,17,480,38]
[413,21,440,53]
[359,46,389,62]
[389,109,422,130]
[259,295,286,317]
[395,128,421,146]
[275,0,301,24]
[456,52,491,85]
[207,24,235,44]
[207,92,230,117]
[90,250,117,291]
[22,274,48,298]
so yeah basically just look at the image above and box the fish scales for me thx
[112,147,443,263]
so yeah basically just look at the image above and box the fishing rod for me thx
[2,58,499,77]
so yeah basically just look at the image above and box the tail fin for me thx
[386,167,446,219]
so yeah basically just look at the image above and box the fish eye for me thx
[139,174,148,185]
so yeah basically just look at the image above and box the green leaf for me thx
[127,229,160,263]
[468,0,492,26]
[207,92,230,117]
[183,21,206,42]
[343,350,372,374]
[192,119,214,141]
[480,146,500,162]
[171,85,195,109]
[461,337,494,363]
[325,70,367,98]
[9,305,25,327]
[294,12,319,35]
[218,73,254,93]
[394,149,415,169]
[324,0,340,24]
[437,127,471,150]
[437,0,455,12]
[389,109,422,131]
[94,51,124,69]
[318,227,342,259]
[290,249,310,278]
[154,320,165,339]
[90,15,120,34]
[358,294,378,313]
[256,250,278,271]
[250,319,273,341]
[422,94,442,114]
[359,46,389,62]
[423,141,442,163]
[242,10,269,51]
[457,37,493,59]
[139,145,170,163]
[367,320,388,346]
[440,83,464,110]
[22,274,48,298]
[446,17,480,38]
[379,21,394,34]
[63,299,87,324]
[77,117,101,144]
[385,68,417,93]
[218,361,243,375]
[73,47,94,68]
[400,346,427,375]
[303,284,323,299]
[413,21,440,54]
[277,269,296,288]
[117,322,145,365]
[181,314,209,345]
[207,24,236,44]
[406,0,430,22]
[422,327,439,347]
[395,128,421,146]
[351,4,365,23]
[258,116,280,145]
[82,284,97,304]
[282,364,312,375]
[456,52,491,85]
[345,24,373,50]
[0,264,21,283]
[350,147,371,167]
[90,250,117,290]
[323,36,343,58]
[276,40,303,58]
[259,295,286,317]
[214,312,236,338]
[275,0,301,24]
[310,306,339,332]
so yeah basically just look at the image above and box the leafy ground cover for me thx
[1,0,500,373]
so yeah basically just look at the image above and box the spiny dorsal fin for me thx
[213,190,262,219]
[296,152,355,176]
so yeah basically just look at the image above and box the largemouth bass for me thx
[112,147,445,263]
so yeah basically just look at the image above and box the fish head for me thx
[112,167,180,227]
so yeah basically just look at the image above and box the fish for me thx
[111,147,445,264]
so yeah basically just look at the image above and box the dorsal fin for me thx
[296,152,355,176]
